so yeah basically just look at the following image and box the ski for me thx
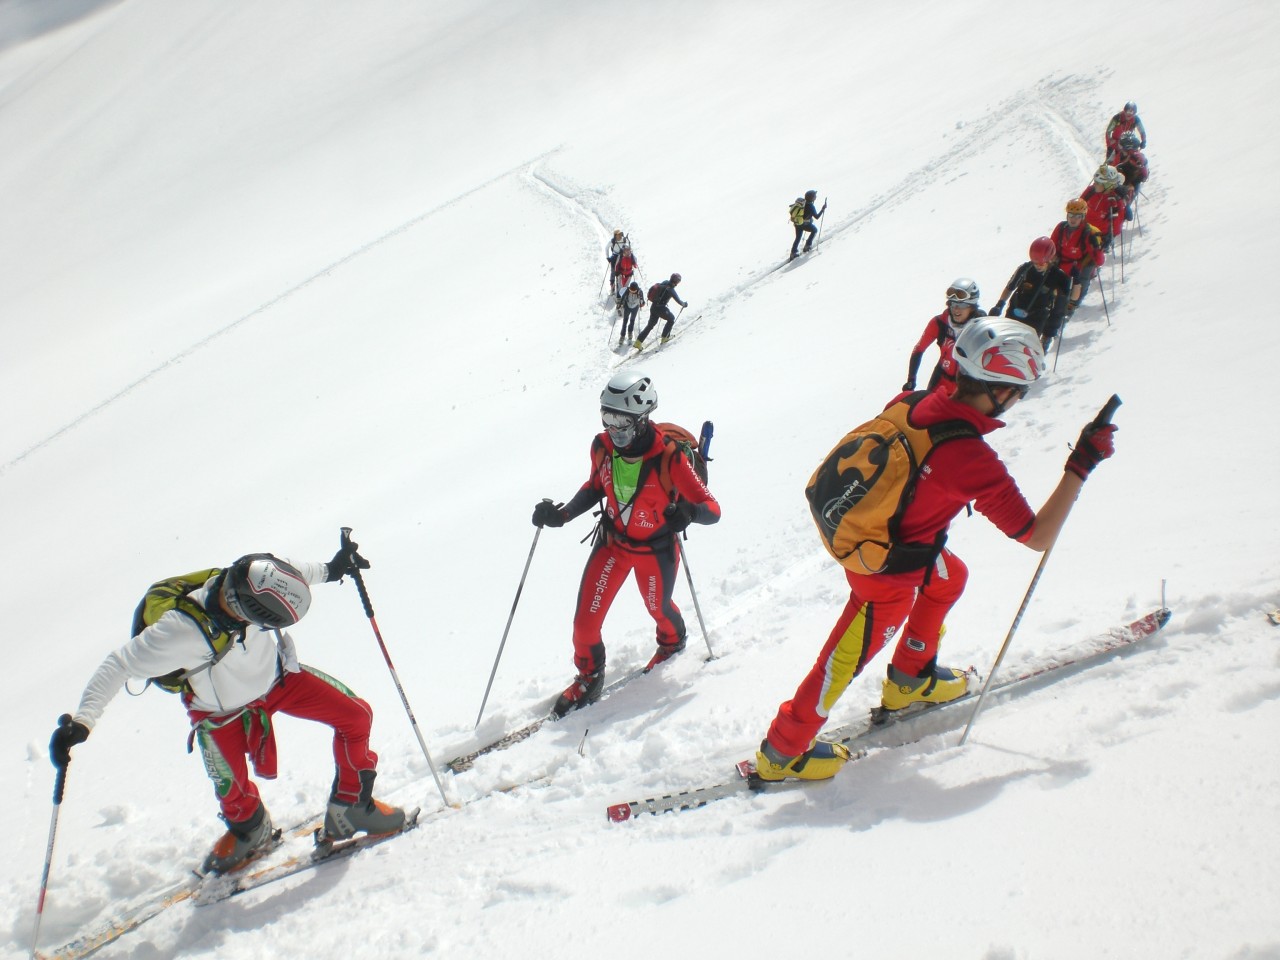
[606,607,1172,822]
[612,315,701,366]
[31,809,323,960]
[447,663,654,773]
[194,806,423,905]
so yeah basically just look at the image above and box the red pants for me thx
[766,549,968,757]
[190,666,377,823]
[571,539,685,674]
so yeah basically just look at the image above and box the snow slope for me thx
[2,1,1278,958]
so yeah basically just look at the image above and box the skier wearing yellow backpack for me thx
[788,189,826,260]
[754,318,1118,781]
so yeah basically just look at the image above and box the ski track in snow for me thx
[1,149,558,476]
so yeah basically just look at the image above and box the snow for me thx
[2,1,1278,957]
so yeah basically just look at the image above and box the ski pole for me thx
[814,199,827,250]
[475,512,545,728]
[31,718,74,960]
[674,537,716,661]
[339,528,452,808]
[1097,267,1113,326]
[959,395,1121,746]
[1053,318,1066,372]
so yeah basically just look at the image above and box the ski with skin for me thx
[34,810,423,960]
[605,607,1172,822]
[193,806,423,904]
[446,662,656,773]
[613,315,702,366]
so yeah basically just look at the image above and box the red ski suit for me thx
[1080,184,1127,242]
[188,665,377,823]
[766,390,1036,757]
[564,426,720,674]
[1050,218,1105,281]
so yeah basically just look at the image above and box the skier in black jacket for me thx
[989,237,1073,353]
[633,274,688,349]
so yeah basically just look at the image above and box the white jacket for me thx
[74,559,330,727]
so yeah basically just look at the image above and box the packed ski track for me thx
[5,4,1279,959]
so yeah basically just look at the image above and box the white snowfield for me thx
[2,2,1277,959]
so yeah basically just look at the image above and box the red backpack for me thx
[647,283,661,303]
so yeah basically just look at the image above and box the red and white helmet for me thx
[954,318,1045,387]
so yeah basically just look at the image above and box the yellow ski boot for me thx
[754,739,851,782]
[880,661,969,712]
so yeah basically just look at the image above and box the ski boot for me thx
[880,660,969,712]
[659,336,670,344]
[632,339,645,351]
[644,636,686,672]
[552,670,605,718]
[323,771,406,841]
[754,739,851,782]
[202,804,276,875]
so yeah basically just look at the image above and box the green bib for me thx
[611,453,642,503]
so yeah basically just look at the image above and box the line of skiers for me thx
[605,230,689,350]
[907,102,1150,388]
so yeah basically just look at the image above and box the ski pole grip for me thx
[340,526,376,619]
[1094,394,1122,427]
[52,714,73,803]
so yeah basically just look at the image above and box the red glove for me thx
[1065,423,1117,480]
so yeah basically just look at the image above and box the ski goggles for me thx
[601,410,641,445]
[945,287,977,304]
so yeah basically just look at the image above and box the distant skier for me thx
[48,544,406,874]
[633,273,688,349]
[754,318,1117,781]
[789,189,826,260]
[531,372,721,717]
[1049,199,1105,310]
[606,229,629,288]
[902,278,986,396]
[613,245,639,305]
[619,281,645,345]
[1104,101,1146,155]
[990,237,1073,353]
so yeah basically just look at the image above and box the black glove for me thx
[50,714,89,769]
[902,380,916,392]
[532,500,568,528]
[326,541,370,582]
[989,301,1005,317]
[663,501,698,533]
[1065,422,1118,481]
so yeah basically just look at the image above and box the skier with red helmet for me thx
[531,372,721,717]
[49,544,406,875]
[990,237,1073,352]
[902,277,987,396]
[754,318,1118,781]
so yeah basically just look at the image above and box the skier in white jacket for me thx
[50,544,405,874]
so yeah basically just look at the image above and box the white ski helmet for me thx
[946,278,980,306]
[954,318,1045,387]
[1094,164,1123,190]
[219,554,311,628]
[600,371,658,418]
